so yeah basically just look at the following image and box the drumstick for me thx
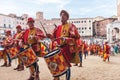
[13,39,19,40]
[52,37,62,41]
[40,21,48,35]
[52,36,69,41]
[53,24,57,28]
[38,37,64,43]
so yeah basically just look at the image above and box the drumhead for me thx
[41,38,52,49]
[0,47,4,50]
[44,49,60,58]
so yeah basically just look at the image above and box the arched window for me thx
[9,24,11,28]
[4,24,6,28]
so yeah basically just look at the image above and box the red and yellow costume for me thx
[23,24,45,79]
[75,39,83,66]
[23,27,44,51]
[93,44,96,55]
[82,42,88,53]
[103,42,110,61]
[82,42,88,59]
[1,30,13,66]
[52,23,80,66]
[76,39,83,52]
[13,32,24,46]
[13,25,24,70]
[97,45,101,56]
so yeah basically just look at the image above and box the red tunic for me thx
[13,31,24,49]
[104,44,110,54]
[23,27,45,52]
[53,23,80,66]
[2,35,13,52]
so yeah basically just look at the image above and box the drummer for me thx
[1,30,13,67]
[13,25,24,71]
[22,17,45,80]
[47,10,80,80]
[103,41,110,62]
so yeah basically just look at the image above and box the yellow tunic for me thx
[60,23,70,45]
[61,23,80,63]
[27,28,37,44]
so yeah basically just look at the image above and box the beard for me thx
[61,19,67,25]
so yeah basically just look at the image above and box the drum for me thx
[0,47,4,51]
[44,49,68,77]
[31,43,41,53]
[0,47,4,58]
[41,38,52,49]
[7,46,20,59]
[40,42,49,57]
[18,47,38,68]
[31,38,50,57]
[32,42,49,57]
[0,51,3,58]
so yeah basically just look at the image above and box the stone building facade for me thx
[93,18,117,37]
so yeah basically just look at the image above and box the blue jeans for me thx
[7,53,11,63]
[66,67,71,80]
[33,62,39,73]
[54,67,71,80]
[84,51,88,59]
[79,51,82,63]
[20,48,24,52]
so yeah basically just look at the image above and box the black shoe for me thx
[17,66,24,71]
[6,63,11,67]
[79,63,82,67]
[27,76,34,80]
[73,64,78,66]
[34,72,40,80]
[14,65,20,70]
[1,62,7,67]
[27,74,34,80]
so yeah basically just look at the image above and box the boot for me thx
[6,62,11,67]
[34,72,40,80]
[18,65,24,71]
[27,74,34,80]
[53,77,60,80]
[79,63,82,67]
[1,62,7,67]
[14,65,20,70]
[103,59,106,62]
[108,57,110,62]
[73,63,78,66]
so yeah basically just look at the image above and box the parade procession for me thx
[0,9,120,80]
[0,10,82,80]
[0,0,120,80]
